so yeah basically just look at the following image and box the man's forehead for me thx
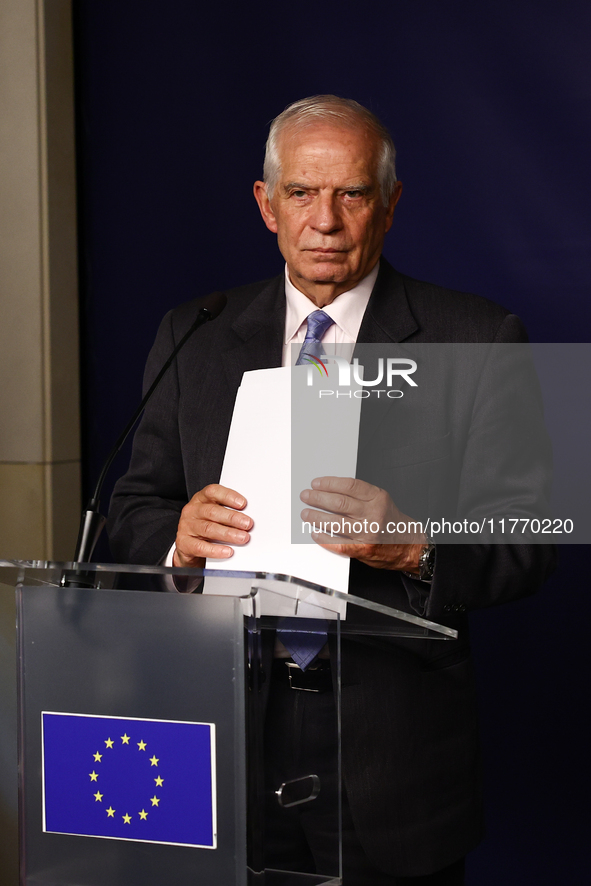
[276,120,380,178]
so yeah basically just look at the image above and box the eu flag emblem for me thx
[42,712,216,848]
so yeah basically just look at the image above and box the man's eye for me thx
[345,190,363,198]
[291,190,307,198]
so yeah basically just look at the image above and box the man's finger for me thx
[194,483,248,510]
[300,490,366,518]
[187,518,250,545]
[180,538,235,559]
[173,538,234,568]
[300,508,378,540]
[310,476,379,501]
[183,499,253,531]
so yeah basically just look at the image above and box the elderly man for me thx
[108,96,555,885]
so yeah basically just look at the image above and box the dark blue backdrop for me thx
[73,1,591,881]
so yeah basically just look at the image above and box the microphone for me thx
[72,292,227,565]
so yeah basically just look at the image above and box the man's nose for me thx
[310,193,342,234]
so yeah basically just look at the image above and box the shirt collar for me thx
[284,261,379,344]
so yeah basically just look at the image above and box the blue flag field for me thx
[42,712,216,848]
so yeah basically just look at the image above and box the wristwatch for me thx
[417,542,436,582]
[403,541,436,583]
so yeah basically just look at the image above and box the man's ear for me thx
[384,181,403,233]
[253,181,278,233]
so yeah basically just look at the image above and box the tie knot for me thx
[305,310,335,341]
[295,310,336,366]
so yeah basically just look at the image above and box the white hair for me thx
[263,95,397,207]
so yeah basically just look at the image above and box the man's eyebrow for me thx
[282,181,314,192]
[281,182,373,193]
[340,183,372,193]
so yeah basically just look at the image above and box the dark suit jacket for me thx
[108,258,556,876]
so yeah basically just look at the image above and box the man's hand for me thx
[300,477,425,572]
[173,484,253,568]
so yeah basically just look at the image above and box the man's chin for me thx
[298,260,353,285]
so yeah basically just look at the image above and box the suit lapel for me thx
[222,274,286,394]
[357,257,418,345]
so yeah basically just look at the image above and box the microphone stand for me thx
[62,293,226,587]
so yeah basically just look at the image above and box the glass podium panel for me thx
[18,586,246,886]
[0,562,456,886]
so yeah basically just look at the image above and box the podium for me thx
[0,561,456,886]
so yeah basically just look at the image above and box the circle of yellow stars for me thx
[89,731,164,824]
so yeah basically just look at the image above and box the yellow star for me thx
[154,776,164,787]
[121,733,130,744]
[150,795,160,807]
[93,751,102,762]
[122,813,132,824]
[139,809,148,820]
[106,806,115,817]
[149,755,159,767]
[94,791,103,802]
[89,771,98,782]
[137,740,146,751]
[105,738,114,749]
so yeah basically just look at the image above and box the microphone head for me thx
[200,291,227,320]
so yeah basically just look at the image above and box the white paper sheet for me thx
[204,365,361,616]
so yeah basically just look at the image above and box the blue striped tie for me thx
[295,310,335,366]
[279,311,336,670]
